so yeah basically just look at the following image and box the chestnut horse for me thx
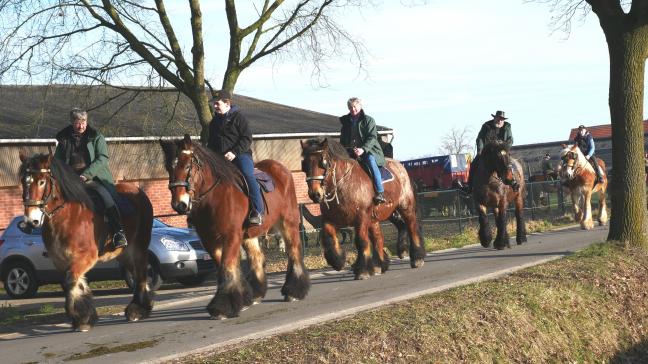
[160,136,309,319]
[559,144,608,229]
[18,151,154,332]
[472,142,527,249]
[300,138,426,280]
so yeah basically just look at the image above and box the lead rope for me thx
[322,162,353,208]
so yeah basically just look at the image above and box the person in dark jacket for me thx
[573,125,603,183]
[207,90,263,225]
[54,108,127,249]
[339,97,386,204]
[464,110,519,193]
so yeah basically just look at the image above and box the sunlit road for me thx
[0,225,608,363]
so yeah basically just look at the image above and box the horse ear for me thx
[18,148,29,163]
[300,140,305,150]
[182,134,192,149]
[560,143,567,148]
[322,138,329,149]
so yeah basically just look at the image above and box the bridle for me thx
[22,166,65,218]
[304,149,353,207]
[561,150,583,180]
[168,150,220,207]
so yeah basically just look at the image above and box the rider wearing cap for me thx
[542,153,554,179]
[573,124,603,183]
[464,110,519,192]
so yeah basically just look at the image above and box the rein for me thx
[305,149,354,208]
[22,167,66,218]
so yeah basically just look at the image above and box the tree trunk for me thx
[605,30,648,247]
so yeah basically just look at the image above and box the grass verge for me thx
[182,242,648,363]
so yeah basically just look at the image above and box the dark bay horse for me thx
[301,138,426,280]
[473,142,527,249]
[160,135,309,319]
[560,144,608,229]
[18,151,154,332]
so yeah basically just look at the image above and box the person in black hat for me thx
[572,124,603,183]
[463,110,518,193]
[207,90,264,225]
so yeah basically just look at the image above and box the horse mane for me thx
[49,157,95,210]
[302,138,353,162]
[161,139,242,186]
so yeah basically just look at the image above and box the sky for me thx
[173,1,639,160]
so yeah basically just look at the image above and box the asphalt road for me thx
[0,225,608,363]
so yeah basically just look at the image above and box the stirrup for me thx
[112,230,128,249]
[373,192,386,205]
[248,211,263,226]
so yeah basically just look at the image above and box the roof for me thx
[567,120,648,140]
[0,85,392,138]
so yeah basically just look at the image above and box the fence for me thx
[284,180,584,253]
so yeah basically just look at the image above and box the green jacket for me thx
[339,111,385,167]
[476,119,513,154]
[54,125,118,200]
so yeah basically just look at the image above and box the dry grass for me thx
[184,242,648,363]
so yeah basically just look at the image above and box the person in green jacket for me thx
[465,110,519,192]
[54,108,127,249]
[339,97,386,204]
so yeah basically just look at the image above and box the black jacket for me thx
[206,105,253,156]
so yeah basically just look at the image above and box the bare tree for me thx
[438,126,473,155]
[535,0,647,246]
[0,0,370,141]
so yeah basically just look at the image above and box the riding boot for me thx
[249,209,263,226]
[591,157,603,183]
[106,205,128,249]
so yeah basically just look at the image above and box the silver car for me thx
[0,217,216,299]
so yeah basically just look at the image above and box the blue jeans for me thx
[233,153,264,215]
[362,153,384,193]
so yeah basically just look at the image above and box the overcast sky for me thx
[180,0,644,160]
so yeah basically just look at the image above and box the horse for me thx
[559,144,608,229]
[18,151,154,332]
[160,135,310,319]
[300,138,426,280]
[472,142,527,249]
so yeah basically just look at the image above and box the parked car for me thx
[0,217,216,299]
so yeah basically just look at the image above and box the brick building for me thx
[0,85,393,230]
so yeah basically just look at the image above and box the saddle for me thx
[84,187,134,255]
[360,163,395,184]
[237,169,276,218]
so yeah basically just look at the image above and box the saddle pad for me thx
[380,166,395,184]
[254,169,275,193]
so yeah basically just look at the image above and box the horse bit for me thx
[168,150,220,206]
[22,167,64,218]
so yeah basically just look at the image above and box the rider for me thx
[207,90,264,226]
[542,153,554,179]
[573,124,603,183]
[54,108,127,249]
[465,110,519,192]
[339,97,386,205]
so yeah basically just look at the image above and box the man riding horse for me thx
[572,125,603,183]
[54,108,127,249]
[339,97,386,205]
[464,110,520,193]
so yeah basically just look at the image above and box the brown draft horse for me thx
[18,151,154,332]
[559,144,608,229]
[160,135,309,319]
[300,138,426,280]
[473,142,527,249]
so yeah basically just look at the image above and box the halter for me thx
[168,150,221,207]
[22,167,65,218]
[304,150,329,183]
[561,150,584,180]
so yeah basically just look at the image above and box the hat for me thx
[491,110,507,120]
[213,90,233,101]
[578,124,586,129]
[544,153,550,158]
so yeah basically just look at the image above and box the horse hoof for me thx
[75,324,92,332]
[252,298,262,305]
[355,272,370,280]
[410,258,424,269]
[480,241,491,248]
[284,295,298,302]
[211,314,228,321]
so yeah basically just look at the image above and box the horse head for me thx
[160,134,201,214]
[300,138,331,203]
[18,150,56,227]
[481,142,512,182]
[559,144,583,180]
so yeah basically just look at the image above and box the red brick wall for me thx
[1,172,321,231]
